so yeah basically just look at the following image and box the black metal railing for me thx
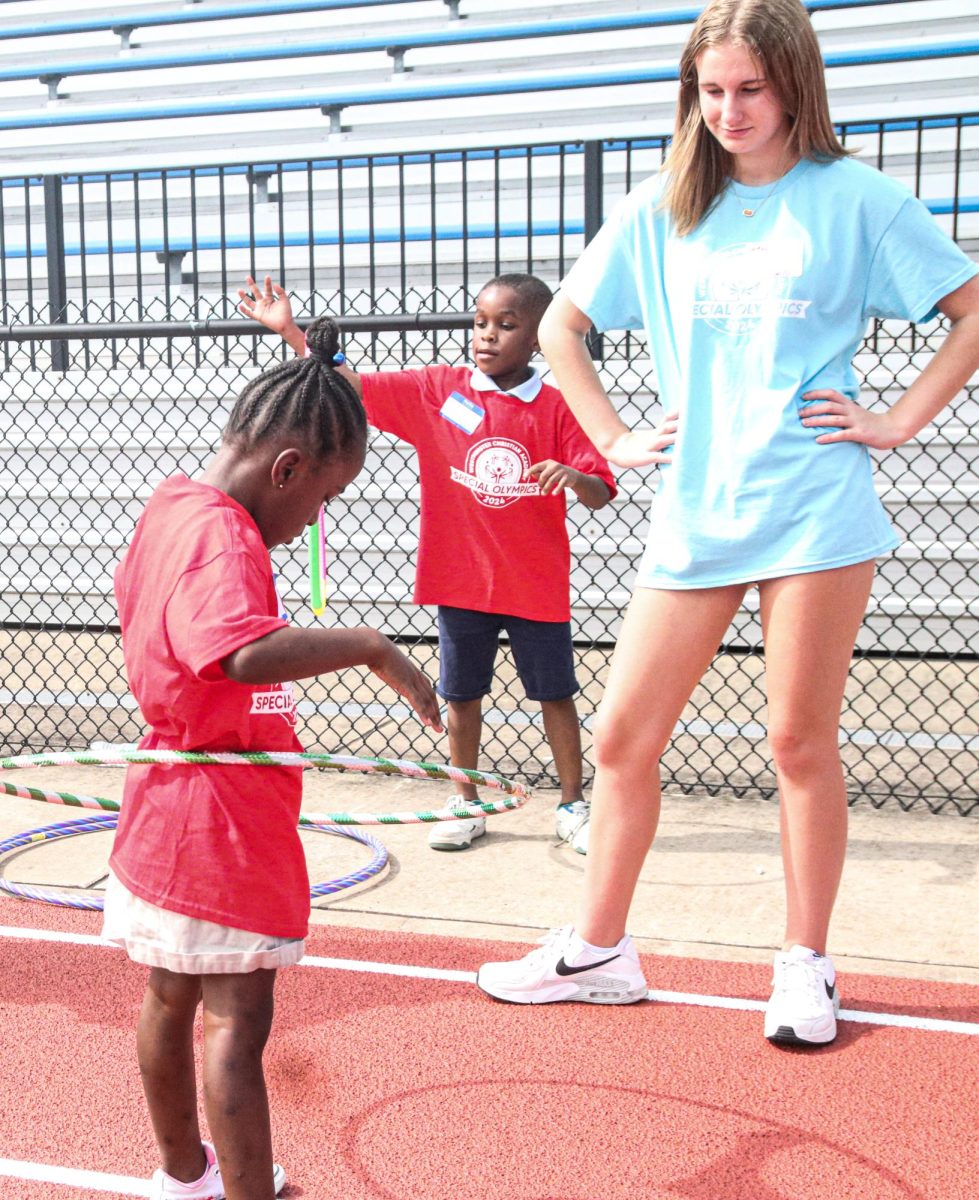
[1,116,975,330]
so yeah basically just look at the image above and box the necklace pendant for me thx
[742,207,755,217]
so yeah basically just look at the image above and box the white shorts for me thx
[101,872,306,975]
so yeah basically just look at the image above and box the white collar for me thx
[470,365,542,403]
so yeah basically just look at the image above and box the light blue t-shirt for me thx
[562,157,977,588]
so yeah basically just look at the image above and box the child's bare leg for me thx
[540,696,584,805]
[137,968,206,1182]
[201,970,277,1200]
[446,697,482,801]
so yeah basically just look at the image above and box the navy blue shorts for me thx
[436,606,579,703]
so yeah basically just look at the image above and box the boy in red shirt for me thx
[240,273,615,855]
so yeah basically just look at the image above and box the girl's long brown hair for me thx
[664,0,847,236]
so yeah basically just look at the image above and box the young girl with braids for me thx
[103,318,441,1200]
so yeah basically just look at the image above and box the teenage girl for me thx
[477,0,979,1045]
[104,318,441,1199]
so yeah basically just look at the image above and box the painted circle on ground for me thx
[340,1079,925,1200]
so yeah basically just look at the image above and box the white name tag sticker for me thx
[440,391,485,434]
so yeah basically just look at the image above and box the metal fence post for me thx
[43,175,69,372]
[582,139,604,360]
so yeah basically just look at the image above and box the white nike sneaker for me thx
[764,944,840,1046]
[427,798,486,851]
[477,926,648,1005]
[555,800,590,855]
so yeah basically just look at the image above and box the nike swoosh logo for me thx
[554,954,619,977]
[825,981,836,1000]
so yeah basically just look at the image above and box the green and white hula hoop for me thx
[0,749,530,825]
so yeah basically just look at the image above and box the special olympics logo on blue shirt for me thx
[692,242,810,337]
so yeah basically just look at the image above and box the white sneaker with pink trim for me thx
[150,1141,287,1199]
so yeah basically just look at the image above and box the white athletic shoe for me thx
[764,944,840,1046]
[555,800,590,855]
[150,1141,287,1199]
[477,925,648,1005]
[427,798,486,850]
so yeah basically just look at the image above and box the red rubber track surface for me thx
[1,905,976,1200]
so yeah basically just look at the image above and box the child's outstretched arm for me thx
[527,461,611,510]
[221,625,442,732]
[238,275,364,398]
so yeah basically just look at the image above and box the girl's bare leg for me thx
[201,969,278,1200]
[137,968,205,1183]
[758,560,875,953]
[576,583,746,947]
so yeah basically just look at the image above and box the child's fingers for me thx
[407,677,442,731]
[528,460,569,493]
[373,653,442,730]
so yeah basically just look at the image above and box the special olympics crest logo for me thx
[692,242,810,337]
[449,437,541,509]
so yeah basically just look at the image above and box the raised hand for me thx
[237,274,296,337]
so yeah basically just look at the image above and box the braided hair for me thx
[225,316,366,463]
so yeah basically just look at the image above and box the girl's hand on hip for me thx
[607,411,679,468]
[799,390,905,450]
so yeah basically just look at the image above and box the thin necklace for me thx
[734,157,798,218]
[738,176,780,218]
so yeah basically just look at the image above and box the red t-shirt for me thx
[361,366,616,622]
[110,475,309,938]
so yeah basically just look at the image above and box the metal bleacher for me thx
[0,0,975,301]
[0,0,974,170]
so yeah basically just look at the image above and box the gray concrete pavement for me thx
[0,762,976,985]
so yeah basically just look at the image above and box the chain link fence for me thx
[1,120,976,811]
[1,302,976,814]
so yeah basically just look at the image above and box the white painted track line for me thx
[0,1157,151,1196]
[1,923,976,1035]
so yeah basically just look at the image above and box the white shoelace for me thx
[525,926,573,965]
[774,957,830,1011]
